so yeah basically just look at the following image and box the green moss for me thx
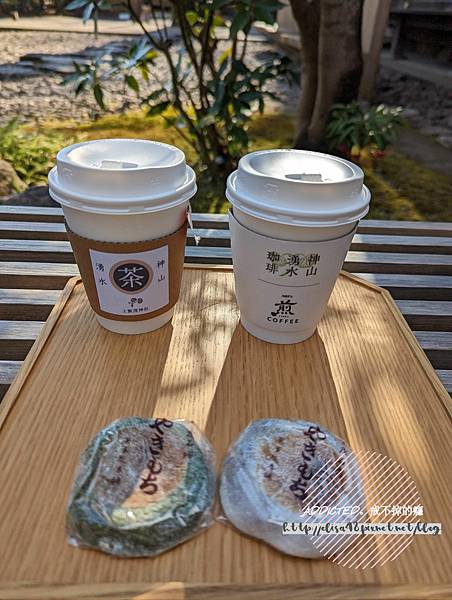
[22,112,452,220]
[370,150,452,222]
[40,110,196,161]
[248,113,294,151]
[363,167,424,221]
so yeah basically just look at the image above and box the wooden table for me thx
[0,204,451,399]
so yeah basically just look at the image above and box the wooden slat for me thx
[2,240,452,276]
[396,300,452,331]
[186,247,452,278]
[0,223,234,243]
[190,229,230,245]
[355,273,452,300]
[0,223,235,244]
[345,252,452,275]
[358,220,452,237]
[189,245,452,274]
[0,240,231,264]
[0,220,67,240]
[0,223,232,243]
[0,361,21,399]
[351,234,452,254]
[0,236,224,255]
[1,262,451,299]
[1,287,451,332]
[0,320,44,360]
[1,206,452,236]
[414,331,452,351]
[0,361,20,385]
[437,370,452,393]
[1,321,449,371]
[1,294,450,335]
[0,205,63,223]
[0,207,232,229]
[0,239,74,263]
[0,289,61,320]
[191,213,229,229]
[0,262,79,289]
[414,331,452,370]
[1,220,452,255]
[192,217,452,238]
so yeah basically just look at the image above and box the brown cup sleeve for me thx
[66,220,188,322]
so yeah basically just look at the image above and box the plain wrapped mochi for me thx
[220,419,363,558]
[67,417,215,557]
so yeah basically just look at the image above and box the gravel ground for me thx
[0,30,296,124]
[0,31,451,148]
[376,67,452,148]
[0,32,129,122]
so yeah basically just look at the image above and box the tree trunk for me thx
[290,0,320,149]
[290,0,364,151]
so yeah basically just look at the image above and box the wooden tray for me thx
[0,267,451,600]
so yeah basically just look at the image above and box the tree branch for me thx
[170,0,201,76]
[124,0,167,52]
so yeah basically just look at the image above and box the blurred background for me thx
[0,0,451,221]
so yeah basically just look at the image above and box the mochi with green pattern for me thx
[67,417,215,557]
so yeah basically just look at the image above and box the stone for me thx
[420,125,451,137]
[0,159,26,196]
[220,419,364,558]
[438,135,452,150]
[67,417,215,557]
[400,107,419,120]
[5,184,56,207]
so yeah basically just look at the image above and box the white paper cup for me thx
[48,139,196,335]
[226,149,370,344]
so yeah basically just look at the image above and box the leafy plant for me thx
[0,120,69,186]
[327,102,403,163]
[64,0,296,179]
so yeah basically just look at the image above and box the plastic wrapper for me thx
[67,417,215,557]
[219,418,364,558]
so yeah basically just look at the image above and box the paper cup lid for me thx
[48,139,197,215]
[226,149,370,227]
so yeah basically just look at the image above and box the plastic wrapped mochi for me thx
[67,417,215,557]
[220,419,363,558]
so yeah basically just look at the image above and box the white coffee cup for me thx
[226,149,370,344]
[48,139,196,335]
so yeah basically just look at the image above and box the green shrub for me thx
[327,102,402,161]
[64,0,296,181]
[0,120,71,186]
